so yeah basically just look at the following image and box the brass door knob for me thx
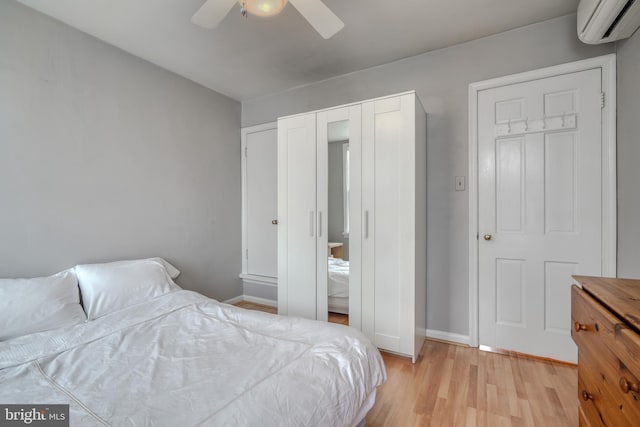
[581,390,593,401]
[484,234,492,241]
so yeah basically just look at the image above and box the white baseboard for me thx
[223,295,245,305]
[243,295,277,308]
[239,274,277,287]
[426,329,471,346]
[223,295,278,308]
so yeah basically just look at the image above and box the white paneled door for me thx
[362,94,418,359]
[245,126,277,278]
[277,113,318,319]
[478,69,603,362]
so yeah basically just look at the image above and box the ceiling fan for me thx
[191,0,344,39]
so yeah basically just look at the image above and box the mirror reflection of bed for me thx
[327,119,350,325]
[328,243,348,324]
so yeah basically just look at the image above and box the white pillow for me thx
[147,257,181,279]
[0,270,87,341]
[75,259,180,320]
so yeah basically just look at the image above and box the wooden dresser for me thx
[571,275,640,426]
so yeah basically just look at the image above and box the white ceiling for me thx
[16,0,580,101]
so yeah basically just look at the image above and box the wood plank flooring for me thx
[328,311,349,325]
[234,301,349,324]
[368,341,578,426]
[234,300,277,314]
[234,302,579,426]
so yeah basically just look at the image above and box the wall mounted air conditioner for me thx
[578,0,640,44]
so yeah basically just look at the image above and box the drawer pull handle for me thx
[574,322,590,332]
[581,390,593,401]
[619,377,640,394]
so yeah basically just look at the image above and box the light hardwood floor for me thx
[234,302,579,426]
[234,301,349,324]
[234,301,277,314]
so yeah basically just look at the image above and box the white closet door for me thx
[244,126,277,278]
[362,94,416,355]
[277,114,317,319]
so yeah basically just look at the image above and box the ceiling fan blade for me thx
[289,0,344,39]
[191,0,237,29]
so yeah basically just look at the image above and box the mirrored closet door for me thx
[277,105,361,328]
[317,106,361,328]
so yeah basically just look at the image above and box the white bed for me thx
[0,263,385,426]
[328,256,349,314]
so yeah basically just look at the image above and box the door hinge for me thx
[244,146,248,157]
[600,92,605,109]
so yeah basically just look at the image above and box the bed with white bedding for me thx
[0,259,385,427]
[328,257,349,314]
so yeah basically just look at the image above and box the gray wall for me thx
[328,140,349,260]
[616,31,640,279]
[0,1,243,301]
[242,14,614,337]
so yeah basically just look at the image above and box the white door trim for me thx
[468,54,617,348]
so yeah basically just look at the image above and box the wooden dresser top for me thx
[573,275,640,334]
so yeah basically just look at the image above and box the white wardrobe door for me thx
[245,127,277,277]
[277,114,317,319]
[362,95,415,355]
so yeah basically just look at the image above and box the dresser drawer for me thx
[572,285,640,424]
[571,285,617,350]
[572,286,640,381]
[578,345,640,425]
[578,373,604,427]
[579,405,593,427]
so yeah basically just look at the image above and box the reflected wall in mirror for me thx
[327,120,350,324]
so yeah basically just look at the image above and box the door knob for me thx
[484,234,492,241]
[272,219,278,225]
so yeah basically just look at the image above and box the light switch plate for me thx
[455,176,465,191]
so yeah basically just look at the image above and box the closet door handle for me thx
[364,210,369,239]
[318,211,323,237]
[310,211,315,237]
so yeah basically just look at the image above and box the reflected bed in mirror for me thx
[328,255,349,314]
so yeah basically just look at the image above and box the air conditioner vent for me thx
[603,0,637,37]
[578,0,640,44]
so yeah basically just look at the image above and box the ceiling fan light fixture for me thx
[240,0,288,17]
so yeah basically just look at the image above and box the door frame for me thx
[468,54,617,348]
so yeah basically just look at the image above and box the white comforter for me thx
[0,290,385,426]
